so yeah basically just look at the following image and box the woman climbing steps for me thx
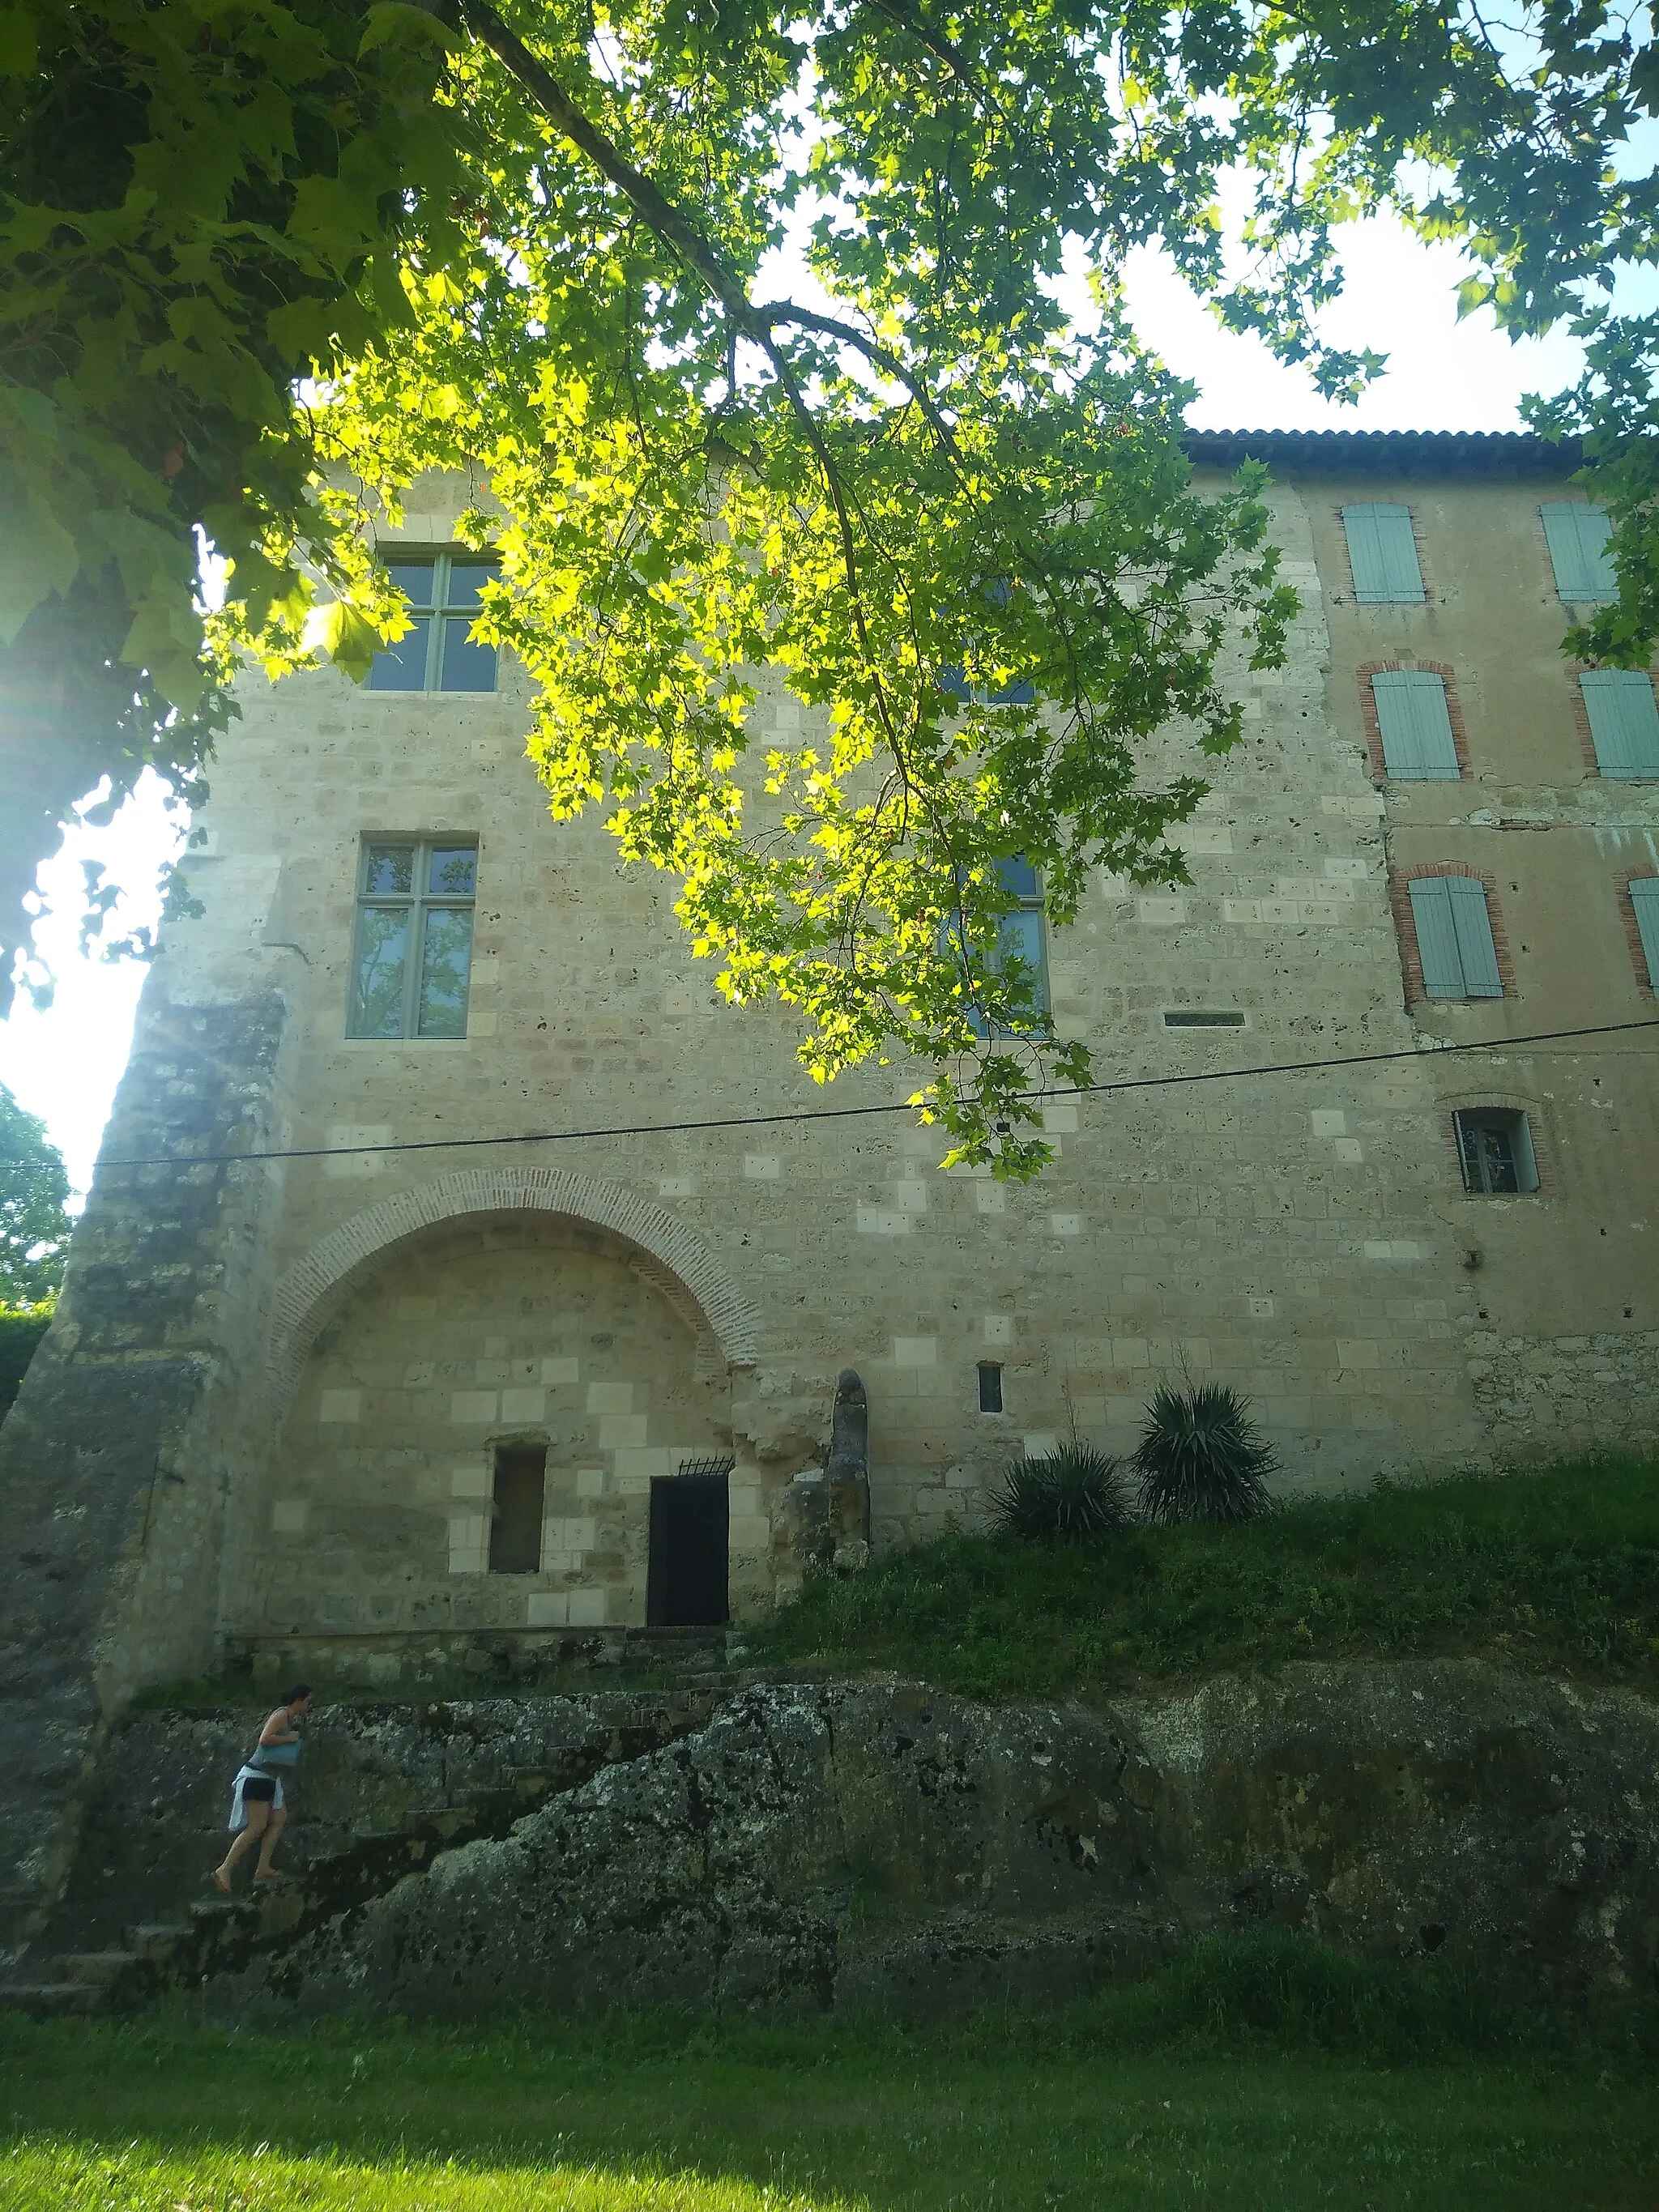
[211,1684,313,1894]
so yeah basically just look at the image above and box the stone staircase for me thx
[0,1681,727,2019]
[0,1762,571,2018]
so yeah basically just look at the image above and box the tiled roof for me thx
[1183,427,1583,477]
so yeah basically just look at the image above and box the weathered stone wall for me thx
[205,1666,1659,2019]
[0,991,292,1955]
[233,1214,738,1643]
[9,443,1659,1961]
[38,1690,721,1955]
[1465,1327,1659,1456]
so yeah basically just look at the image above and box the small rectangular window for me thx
[1629,878,1659,987]
[1163,1009,1245,1028]
[1341,505,1424,603]
[1581,671,1659,778]
[347,838,477,1038]
[1454,1110,1539,1195]
[489,1444,546,1572]
[369,552,501,693]
[1541,504,1616,602]
[977,1362,1004,1413]
[1408,876,1503,999]
[1372,671,1461,779]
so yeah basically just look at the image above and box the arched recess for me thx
[265,1165,758,1421]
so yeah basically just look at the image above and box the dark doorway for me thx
[489,1444,546,1573]
[646,1474,729,1626]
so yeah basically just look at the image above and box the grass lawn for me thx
[748,1456,1659,1698]
[3,1938,1657,2212]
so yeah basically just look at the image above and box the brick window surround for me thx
[1330,505,1434,603]
[1390,865,1517,1005]
[1615,867,1659,995]
[1567,667,1659,778]
[1435,1089,1554,1194]
[1357,661,1470,782]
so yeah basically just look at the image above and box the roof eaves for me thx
[1181,427,1584,478]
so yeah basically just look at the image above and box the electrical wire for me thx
[1,1016,1655,1179]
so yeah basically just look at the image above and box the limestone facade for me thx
[5,429,1659,1765]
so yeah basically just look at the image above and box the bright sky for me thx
[0,214,1628,1191]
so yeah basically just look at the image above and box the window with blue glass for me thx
[944,857,1050,1033]
[368,553,501,693]
[347,840,478,1039]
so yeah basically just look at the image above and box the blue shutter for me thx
[1408,879,1464,997]
[1581,671,1659,778]
[1372,671,1460,778]
[1342,505,1425,603]
[1409,876,1501,998]
[1445,875,1503,996]
[1540,504,1616,601]
[1630,877,1659,987]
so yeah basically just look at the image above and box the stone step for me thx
[126,1922,191,1958]
[188,1897,257,1925]
[59,1950,142,1987]
[0,1981,105,2018]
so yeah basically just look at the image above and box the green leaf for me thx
[317,599,383,684]
[0,10,36,75]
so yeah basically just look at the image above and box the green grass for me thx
[2,1934,1656,2210]
[748,1456,1659,1698]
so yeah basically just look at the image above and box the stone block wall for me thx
[8,441,1659,1950]
[235,1215,738,1643]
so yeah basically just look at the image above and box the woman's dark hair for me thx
[279,1683,313,1705]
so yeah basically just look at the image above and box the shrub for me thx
[0,1303,52,1421]
[987,1443,1128,1545]
[1133,1382,1277,1524]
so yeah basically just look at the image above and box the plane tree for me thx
[2,0,1652,1166]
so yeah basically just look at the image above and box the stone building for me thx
[4,426,1659,1950]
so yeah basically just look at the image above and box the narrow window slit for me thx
[489,1443,546,1573]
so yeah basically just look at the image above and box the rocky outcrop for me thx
[214,1661,1659,2020]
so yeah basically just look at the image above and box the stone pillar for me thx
[0,989,288,1958]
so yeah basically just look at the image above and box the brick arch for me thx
[265,1166,758,1416]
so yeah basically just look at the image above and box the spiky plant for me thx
[987,1443,1128,1545]
[1132,1383,1277,1525]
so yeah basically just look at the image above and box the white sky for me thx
[0,211,1633,1191]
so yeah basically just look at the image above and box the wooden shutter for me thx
[1372,671,1460,778]
[1409,876,1502,998]
[1540,504,1615,600]
[1631,877,1659,987]
[1581,671,1659,778]
[1445,875,1503,996]
[1342,505,1424,603]
[1408,878,1464,997]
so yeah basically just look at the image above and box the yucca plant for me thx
[1132,1383,1277,1524]
[987,1443,1128,1545]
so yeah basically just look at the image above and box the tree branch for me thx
[463,0,761,331]
[463,0,961,466]
[858,0,975,87]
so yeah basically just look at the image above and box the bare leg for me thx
[214,1799,270,1890]
[254,1806,289,1879]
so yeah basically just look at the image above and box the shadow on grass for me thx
[3,1935,1657,2212]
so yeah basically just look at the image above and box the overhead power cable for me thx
[1,1016,1655,1180]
